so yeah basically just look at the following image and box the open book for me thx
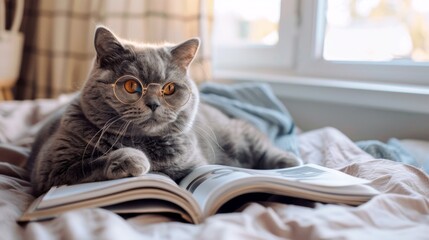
[20,164,379,224]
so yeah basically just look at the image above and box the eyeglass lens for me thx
[113,76,190,107]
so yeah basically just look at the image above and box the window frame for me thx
[296,0,429,86]
[213,0,429,86]
[212,0,298,71]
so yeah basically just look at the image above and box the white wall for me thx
[214,72,429,142]
[280,97,429,142]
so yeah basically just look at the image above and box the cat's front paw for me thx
[105,148,150,179]
[273,152,303,168]
[261,150,303,169]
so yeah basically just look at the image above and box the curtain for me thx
[17,0,213,99]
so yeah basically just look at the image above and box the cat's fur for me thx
[27,26,302,196]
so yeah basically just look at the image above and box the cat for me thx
[27,26,302,196]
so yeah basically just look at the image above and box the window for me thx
[213,0,298,70]
[323,0,429,62]
[213,0,280,46]
[213,0,429,86]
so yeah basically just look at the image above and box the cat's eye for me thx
[162,82,175,95]
[124,79,141,94]
[112,75,190,108]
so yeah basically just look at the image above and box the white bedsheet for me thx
[0,98,428,240]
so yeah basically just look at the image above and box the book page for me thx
[180,164,370,192]
[40,173,178,209]
[268,164,370,186]
[21,188,202,224]
[179,164,379,217]
[103,199,193,223]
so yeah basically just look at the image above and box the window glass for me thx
[323,0,429,62]
[213,0,281,46]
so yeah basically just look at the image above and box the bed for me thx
[1,93,428,240]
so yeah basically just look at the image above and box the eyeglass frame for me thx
[110,75,191,107]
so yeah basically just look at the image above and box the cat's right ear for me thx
[94,26,124,64]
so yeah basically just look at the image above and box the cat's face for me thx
[81,26,200,137]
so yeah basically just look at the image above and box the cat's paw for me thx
[261,151,303,169]
[105,148,150,179]
[273,152,303,168]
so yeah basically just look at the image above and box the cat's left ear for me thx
[94,26,124,62]
[171,38,200,69]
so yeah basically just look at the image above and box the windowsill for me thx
[212,70,429,115]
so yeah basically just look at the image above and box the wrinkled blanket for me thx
[357,139,429,174]
[1,97,429,240]
[200,83,429,174]
[200,83,299,156]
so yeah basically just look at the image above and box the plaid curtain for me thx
[17,0,213,99]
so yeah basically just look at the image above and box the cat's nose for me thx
[146,101,160,111]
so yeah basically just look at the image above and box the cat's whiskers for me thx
[121,121,133,146]
[193,128,216,162]
[81,116,122,176]
[193,122,224,151]
[129,121,137,144]
[102,120,132,157]
[89,116,126,163]
[179,122,219,163]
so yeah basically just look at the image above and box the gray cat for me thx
[27,26,302,196]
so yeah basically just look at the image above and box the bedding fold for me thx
[200,83,299,157]
[0,92,428,239]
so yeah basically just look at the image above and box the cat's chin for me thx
[135,111,178,133]
[144,118,158,125]
[140,118,169,135]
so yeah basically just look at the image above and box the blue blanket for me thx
[200,82,428,174]
[357,139,429,173]
[199,83,300,157]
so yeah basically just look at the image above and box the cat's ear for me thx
[94,26,124,60]
[171,38,200,69]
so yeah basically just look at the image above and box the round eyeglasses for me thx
[111,75,191,108]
